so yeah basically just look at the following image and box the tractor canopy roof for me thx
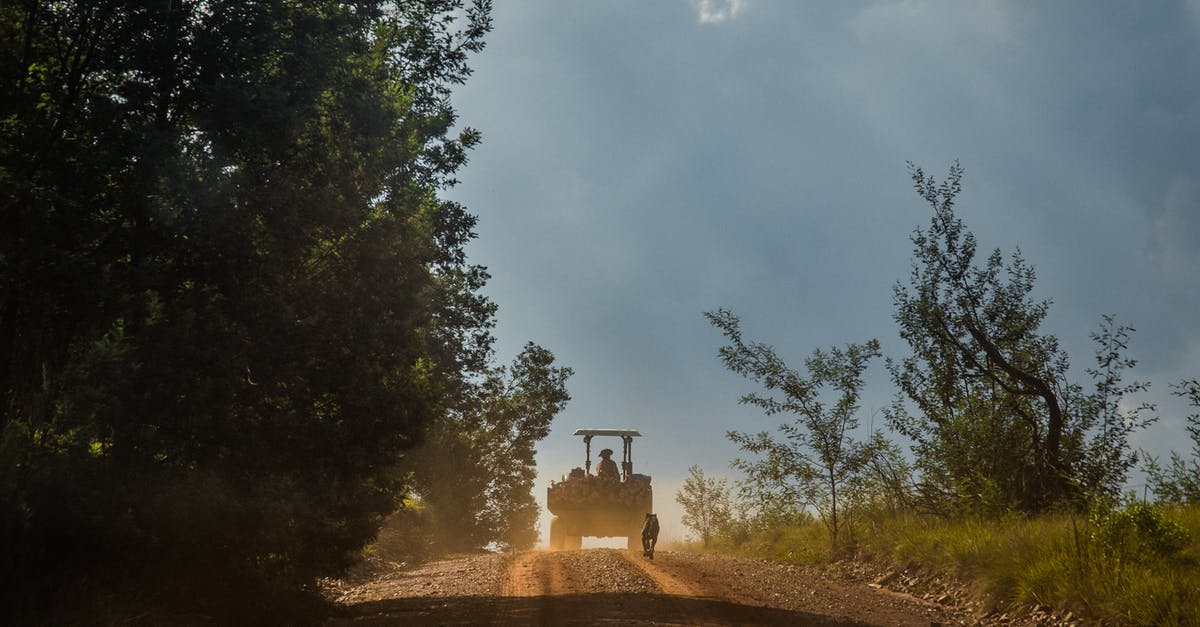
[572,429,641,437]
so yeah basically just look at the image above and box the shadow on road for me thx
[329,591,879,626]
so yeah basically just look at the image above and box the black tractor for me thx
[546,429,653,550]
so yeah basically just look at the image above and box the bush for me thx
[1092,500,1190,564]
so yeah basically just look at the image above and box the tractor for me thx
[546,429,653,551]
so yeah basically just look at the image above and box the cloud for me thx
[695,0,748,24]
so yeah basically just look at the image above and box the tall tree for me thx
[707,308,882,551]
[0,0,497,620]
[887,162,1154,514]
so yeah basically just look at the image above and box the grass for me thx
[695,504,1200,626]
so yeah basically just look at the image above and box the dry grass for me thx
[698,504,1200,626]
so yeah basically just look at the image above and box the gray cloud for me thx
[695,0,748,24]
[447,0,1200,540]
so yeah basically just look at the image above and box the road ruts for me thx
[631,551,960,627]
[497,550,572,624]
[616,550,847,626]
[330,549,964,626]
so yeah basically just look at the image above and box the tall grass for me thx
[713,504,1200,626]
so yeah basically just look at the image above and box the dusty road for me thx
[325,549,972,626]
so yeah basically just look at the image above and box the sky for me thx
[443,0,1200,545]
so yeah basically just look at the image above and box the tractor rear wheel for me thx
[549,517,564,551]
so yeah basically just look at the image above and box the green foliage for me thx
[722,504,1200,626]
[849,432,915,518]
[887,162,1155,515]
[675,465,734,548]
[0,0,512,621]
[406,342,572,553]
[1146,379,1200,504]
[1092,499,1190,563]
[694,160,1197,624]
[1147,453,1200,505]
[707,308,890,552]
[726,519,832,565]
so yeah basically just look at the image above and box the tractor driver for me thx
[596,448,620,480]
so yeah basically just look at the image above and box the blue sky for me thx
[444,1,1200,544]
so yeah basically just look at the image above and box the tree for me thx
[676,465,733,548]
[887,162,1154,514]
[1145,379,1200,504]
[407,342,572,552]
[1072,316,1157,501]
[0,0,499,620]
[707,308,882,551]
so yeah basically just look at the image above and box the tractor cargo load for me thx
[546,429,652,551]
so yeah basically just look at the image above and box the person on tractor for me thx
[596,448,619,480]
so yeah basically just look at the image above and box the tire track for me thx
[498,550,568,625]
[616,549,770,625]
[332,549,948,626]
[500,550,544,596]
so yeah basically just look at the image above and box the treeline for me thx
[0,1,568,623]
[679,163,1200,550]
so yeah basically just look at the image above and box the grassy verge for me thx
[689,504,1200,626]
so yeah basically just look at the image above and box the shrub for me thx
[1093,500,1190,563]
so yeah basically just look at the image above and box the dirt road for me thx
[326,549,969,626]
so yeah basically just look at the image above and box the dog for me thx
[641,513,659,559]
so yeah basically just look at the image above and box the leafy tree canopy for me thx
[887,162,1155,514]
[676,464,733,548]
[0,0,522,621]
[406,341,573,553]
[707,308,885,550]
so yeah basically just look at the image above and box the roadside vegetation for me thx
[680,164,1200,627]
[2,2,573,624]
[676,501,1200,626]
